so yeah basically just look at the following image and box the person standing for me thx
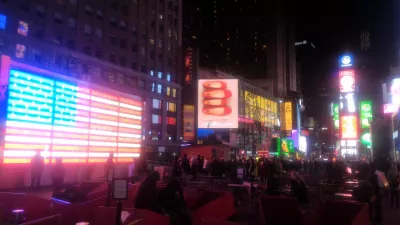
[181,154,190,177]
[51,158,65,192]
[387,163,399,209]
[105,153,115,181]
[31,151,44,189]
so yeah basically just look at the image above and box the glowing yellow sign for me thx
[284,102,292,131]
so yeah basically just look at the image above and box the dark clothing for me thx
[31,155,44,188]
[51,164,65,191]
[182,158,190,175]
[291,179,308,204]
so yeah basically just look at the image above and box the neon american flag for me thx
[3,70,142,163]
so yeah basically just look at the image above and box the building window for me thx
[110,16,117,26]
[166,87,171,96]
[166,73,171,81]
[131,61,137,70]
[68,18,76,29]
[96,9,103,20]
[140,46,145,55]
[152,99,162,109]
[16,44,26,58]
[18,21,29,36]
[152,114,162,124]
[168,28,172,37]
[132,26,137,35]
[157,71,162,79]
[150,50,155,60]
[95,28,102,38]
[32,49,42,62]
[167,44,172,52]
[109,54,116,63]
[150,20,155,28]
[85,5,93,15]
[151,82,155,92]
[158,39,163,48]
[0,14,6,30]
[54,12,64,24]
[139,79,145,88]
[149,38,155,45]
[66,40,75,49]
[83,45,91,55]
[110,35,117,45]
[119,21,126,30]
[150,70,154,76]
[84,24,92,35]
[167,102,176,112]
[35,5,45,18]
[167,117,176,125]
[157,84,162,94]
[95,50,102,59]
[120,39,127,48]
[141,64,147,73]
[172,88,176,97]
[119,56,126,66]
[19,1,30,12]
[132,43,137,52]
[159,25,164,33]
[167,58,172,66]
[158,54,164,62]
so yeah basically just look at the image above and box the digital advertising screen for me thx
[339,70,355,93]
[3,70,142,164]
[340,93,356,115]
[332,103,339,130]
[183,104,195,141]
[340,115,358,139]
[360,101,372,129]
[197,79,238,129]
[390,78,400,104]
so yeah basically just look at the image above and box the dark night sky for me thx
[295,0,395,122]
[296,0,393,93]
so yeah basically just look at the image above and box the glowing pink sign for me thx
[383,104,400,114]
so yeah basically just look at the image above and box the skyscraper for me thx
[0,0,183,156]
[183,0,298,97]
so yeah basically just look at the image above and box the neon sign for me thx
[3,70,142,164]
[340,55,353,68]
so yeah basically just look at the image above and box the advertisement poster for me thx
[284,102,293,131]
[197,79,238,128]
[277,138,294,154]
[360,101,372,129]
[333,103,339,130]
[339,70,355,93]
[341,115,358,139]
[183,105,195,141]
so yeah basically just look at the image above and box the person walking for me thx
[387,163,399,209]
[31,151,44,189]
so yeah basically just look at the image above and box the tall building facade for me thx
[183,0,298,97]
[0,0,183,155]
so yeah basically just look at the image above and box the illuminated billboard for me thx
[284,102,293,131]
[198,79,238,128]
[339,70,355,93]
[360,101,372,129]
[276,138,294,154]
[3,70,142,164]
[339,55,353,68]
[340,115,358,139]
[390,78,400,104]
[340,93,356,114]
[384,104,399,114]
[183,105,195,141]
[361,132,371,148]
[332,103,339,130]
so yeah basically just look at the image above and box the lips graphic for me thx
[203,99,228,106]
[202,89,232,99]
[202,106,232,116]
[203,81,227,89]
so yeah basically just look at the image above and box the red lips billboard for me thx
[198,79,239,128]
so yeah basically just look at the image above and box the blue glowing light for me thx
[340,54,353,68]
[0,14,6,30]
[51,198,71,204]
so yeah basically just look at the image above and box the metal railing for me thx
[19,214,62,225]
